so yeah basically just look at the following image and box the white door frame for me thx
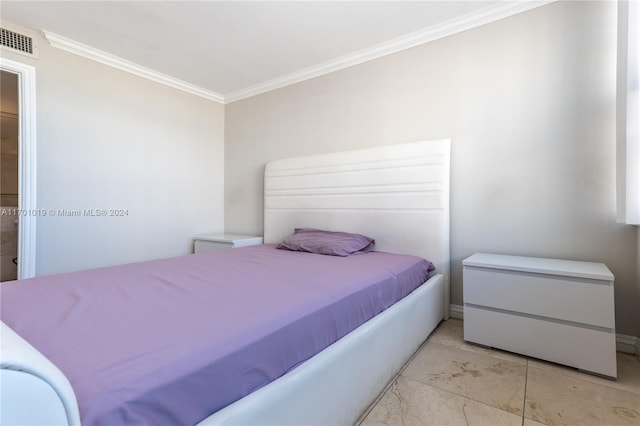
[1,57,37,279]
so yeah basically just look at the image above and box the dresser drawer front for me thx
[463,267,614,328]
[194,240,231,253]
[464,306,617,378]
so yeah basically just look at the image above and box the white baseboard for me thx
[616,333,640,355]
[449,304,464,320]
[449,304,639,356]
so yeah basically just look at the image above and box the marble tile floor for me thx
[357,319,640,426]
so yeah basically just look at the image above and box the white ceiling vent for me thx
[0,22,38,58]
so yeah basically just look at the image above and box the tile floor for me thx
[357,319,640,426]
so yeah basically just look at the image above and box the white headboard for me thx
[264,139,450,313]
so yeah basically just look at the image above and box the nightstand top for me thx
[462,253,613,281]
[194,233,263,244]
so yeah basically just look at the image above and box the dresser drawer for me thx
[194,240,231,252]
[464,306,617,378]
[463,266,615,328]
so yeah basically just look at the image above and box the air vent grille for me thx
[1,27,33,54]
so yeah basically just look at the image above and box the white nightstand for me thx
[193,234,263,253]
[463,253,616,378]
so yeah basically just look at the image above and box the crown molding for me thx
[42,0,555,105]
[225,0,556,103]
[42,30,225,104]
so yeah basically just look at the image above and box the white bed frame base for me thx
[0,139,451,426]
[0,323,81,425]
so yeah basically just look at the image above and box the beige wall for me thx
[226,1,640,336]
[1,30,225,275]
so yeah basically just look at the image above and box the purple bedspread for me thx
[0,244,433,425]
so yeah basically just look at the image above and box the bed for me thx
[0,139,450,425]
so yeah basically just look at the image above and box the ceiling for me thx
[0,1,544,102]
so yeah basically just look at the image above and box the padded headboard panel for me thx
[264,139,450,315]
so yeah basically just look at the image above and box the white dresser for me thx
[193,234,263,253]
[463,253,616,378]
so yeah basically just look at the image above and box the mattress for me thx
[0,244,433,425]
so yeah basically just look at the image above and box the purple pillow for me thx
[276,228,375,256]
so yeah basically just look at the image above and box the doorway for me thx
[1,70,19,281]
[0,58,37,280]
